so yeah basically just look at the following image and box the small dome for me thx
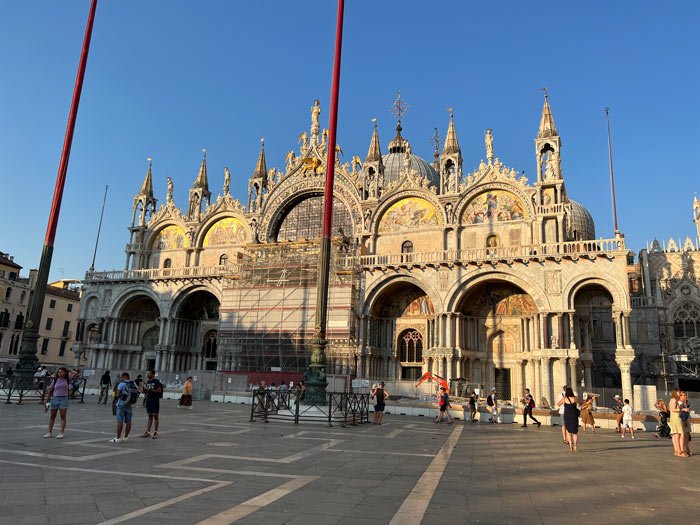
[568,200,595,240]
[382,153,440,188]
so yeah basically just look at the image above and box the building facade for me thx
[0,252,32,363]
[75,95,685,405]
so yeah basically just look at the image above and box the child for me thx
[621,398,635,439]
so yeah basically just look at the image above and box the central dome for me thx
[382,153,440,188]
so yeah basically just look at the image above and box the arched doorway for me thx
[573,285,618,389]
[173,290,220,371]
[111,295,160,371]
[202,329,218,371]
[456,281,538,402]
[367,281,435,380]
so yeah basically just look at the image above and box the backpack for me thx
[529,397,536,408]
[487,395,494,407]
[120,380,139,405]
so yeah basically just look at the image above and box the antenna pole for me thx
[605,108,620,235]
[89,184,109,272]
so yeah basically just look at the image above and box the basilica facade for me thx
[74,95,698,405]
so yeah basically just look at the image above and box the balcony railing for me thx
[631,296,657,308]
[358,238,626,268]
[84,264,241,283]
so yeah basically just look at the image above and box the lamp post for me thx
[304,0,345,404]
[16,0,99,380]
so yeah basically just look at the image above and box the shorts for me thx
[623,419,633,429]
[50,396,68,410]
[374,403,385,412]
[116,404,133,424]
[145,399,160,415]
[439,405,447,412]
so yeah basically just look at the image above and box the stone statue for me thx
[223,167,231,195]
[445,202,453,222]
[249,219,260,243]
[285,150,296,171]
[364,209,372,230]
[550,335,559,349]
[351,155,362,173]
[485,129,494,162]
[166,177,174,203]
[311,99,321,133]
[298,132,308,149]
[448,168,458,193]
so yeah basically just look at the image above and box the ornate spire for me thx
[366,119,382,162]
[388,90,410,154]
[253,139,267,179]
[193,148,209,191]
[138,158,154,198]
[537,89,558,139]
[442,108,460,155]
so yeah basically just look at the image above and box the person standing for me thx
[44,367,70,439]
[520,388,541,428]
[98,370,112,404]
[140,370,163,439]
[557,387,581,452]
[468,391,478,423]
[111,372,136,443]
[178,376,193,409]
[558,386,569,444]
[621,398,635,439]
[372,381,389,424]
[487,388,498,424]
[680,391,693,456]
[580,394,596,434]
[669,388,687,457]
[4,366,14,387]
[613,394,624,433]
[294,380,306,405]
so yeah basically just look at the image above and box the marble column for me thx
[541,357,552,406]
[569,358,579,391]
[617,356,634,406]
[583,360,592,390]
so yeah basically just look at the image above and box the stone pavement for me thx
[0,398,698,525]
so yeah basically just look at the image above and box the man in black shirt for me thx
[140,370,163,439]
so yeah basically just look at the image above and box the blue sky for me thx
[1,1,698,279]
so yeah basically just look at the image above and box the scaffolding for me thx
[217,240,357,372]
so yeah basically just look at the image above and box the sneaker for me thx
[631,436,636,440]
[43,432,52,438]
[122,437,129,443]
[520,425,527,428]
[110,437,123,443]
[536,422,542,428]
[621,434,625,438]
[152,432,159,439]
[56,433,64,439]
[187,406,193,410]
[140,432,151,438]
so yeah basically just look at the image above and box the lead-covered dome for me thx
[567,199,595,240]
[382,153,440,188]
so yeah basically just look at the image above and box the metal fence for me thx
[0,376,86,405]
[249,390,370,426]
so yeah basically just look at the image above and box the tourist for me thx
[435,386,453,424]
[580,394,596,434]
[520,388,541,428]
[557,386,580,452]
[68,369,82,398]
[4,366,14,387]
[680,391,693,456]
[654,398,671,439]
[43,367,70,439]
[295,380,306,405]
[468,391,478,422]
[621,398,635,439]
[669,388,687,457]
[178,376,193,409]
[98,370,112,404]
[111,372,137,443]
[613,394,624,433]
[140,370,163,439]
[487,388,498,424]
[279,382,289,409]
[557,385,568,443]
[372,381,389,424]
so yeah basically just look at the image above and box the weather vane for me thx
[390,90,409,122]
[431,127,442,152]
[447,107,454,119]
[541,87,548,99]
[202,147,207,158]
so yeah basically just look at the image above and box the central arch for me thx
[172,290,221,371]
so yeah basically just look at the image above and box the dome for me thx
[382,153,440,188]
[568,200,595,240]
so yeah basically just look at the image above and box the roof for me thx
[382,153,440,187]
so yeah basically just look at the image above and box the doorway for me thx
[495,368,511,400]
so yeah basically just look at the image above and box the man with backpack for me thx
[521,387,542,428]
[487,387,499,424]
[140,370,163,439]
[110,372,138,443]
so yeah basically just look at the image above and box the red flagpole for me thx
[17,0,98,376]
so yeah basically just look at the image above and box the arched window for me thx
[401,240,414,253]
[673,303,700,339]
[4,287,11,300]
[20,291,26,304]
[163,258,172,269]
[399,330,423,363]
[219,254,228,265]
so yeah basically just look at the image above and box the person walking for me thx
[557,385,569,444]
[435,386,453,424]
[580,394,596,434]
[178,376,193,409]
[487,388,498,424]
[613,394,624,433]
[468,391,478,422]
[372,381,389,424]
[140,370,163,439]
[111,372,137,443]
[669,388,687,457]
[520,388,541,428]
[98,370,112,404]
[557,387,581,452]
[621,399,635,439]
[44,367,70,439]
